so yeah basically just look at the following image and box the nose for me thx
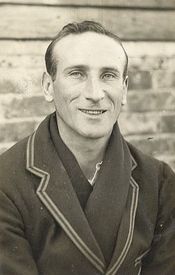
[85,77,105,102]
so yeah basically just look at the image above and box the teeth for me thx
[80,109,104,115]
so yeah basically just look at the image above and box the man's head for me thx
[42,21,129,141]
[45,21,128,81]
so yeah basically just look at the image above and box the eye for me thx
[102,72,117,80]
[69,71,84,79]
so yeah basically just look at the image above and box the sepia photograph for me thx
[0,0,175,274]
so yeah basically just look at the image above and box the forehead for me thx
[53,32,126,70]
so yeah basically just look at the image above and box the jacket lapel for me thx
[26,116,106,274]
[84,126,133,265]
[25,115,139,274]
[106,155,139,275]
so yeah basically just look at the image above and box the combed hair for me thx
[45,21,128,80]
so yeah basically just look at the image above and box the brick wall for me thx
[0,0,175,170]
[120,42,175,170]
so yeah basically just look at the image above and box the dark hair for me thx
[45,20,128,80]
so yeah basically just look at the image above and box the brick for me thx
[0,95,54,119]
[159,114,175,133]
[152,70,175,89]
[120,111,175,136]
[128,71,152,90]
[0,120,37,143]
[125,42,175,57]
[129,56,169,71]
[0,41,48,56]
[0,79,16,94]
[171,72,175,87]
[0,68,44,95]
[0,55,44,69]
[129,56,175,72]
[166,58,175,71]
[1,45,174,72]
[126,134,175,157]
[119,112,160,135]
[125,90,175,112]
[1,6,175,41]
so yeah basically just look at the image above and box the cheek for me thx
[56,83,81,102]
[107,88,124,107]
[53,83,68,103]
[53,89,78,115]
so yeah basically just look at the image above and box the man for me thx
[0,21,175,275]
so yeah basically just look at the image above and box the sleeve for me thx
[0,190,39,275]
[141,162,175,274]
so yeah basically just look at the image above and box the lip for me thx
[78,108,107,115]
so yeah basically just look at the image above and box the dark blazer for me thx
[0,114,175,275]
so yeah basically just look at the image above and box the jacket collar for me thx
[26,114,139,274]
[105,155,139,275]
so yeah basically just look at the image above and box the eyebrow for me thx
[100,67,120,74]
[64,65,120,74]
[63,65,88,73]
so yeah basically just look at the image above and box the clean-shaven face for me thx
[51,32,127,140]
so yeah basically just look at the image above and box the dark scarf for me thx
[49,113,132,265]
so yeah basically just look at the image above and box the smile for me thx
[79,109,106,115]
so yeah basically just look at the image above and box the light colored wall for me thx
[0,0,175,169]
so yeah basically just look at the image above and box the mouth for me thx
[78,108,107,115]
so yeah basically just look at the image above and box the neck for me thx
[56,116,111,180]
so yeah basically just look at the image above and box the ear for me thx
[42,72,54,102]
[121,75,128,106]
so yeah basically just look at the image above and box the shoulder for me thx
[0,113,52,177]
[127,141,162,176]
[0,137,30,196]
[127,140,175,192]
[0,114,53,194]
[0,137,28,175]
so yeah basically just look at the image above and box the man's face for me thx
[47,32,128,140]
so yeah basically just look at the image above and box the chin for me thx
[80,127,111,140]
